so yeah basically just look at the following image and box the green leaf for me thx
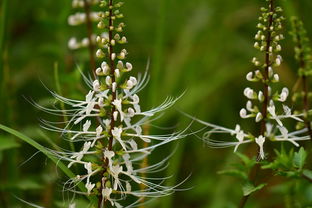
[0,124,97,204]
[0,135,20,151]
[16,179,43,190]
[303,169,312,181]
[55,199,90,208]
[242,182,266,196]
[277,170,299,178]
[235,152,256,169]
[218,169,248,181]
[293,147,307,170]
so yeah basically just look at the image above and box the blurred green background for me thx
[1,0,312,207]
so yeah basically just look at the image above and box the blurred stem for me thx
[296,30,312,139]
[138,124,150,208]
[54,62,76,152]
[139,0,171,201]
[83,0,96,78]
[1,0,19,207]
[0,0,8,122]
[149,0,169,106]
[239,0,274,207]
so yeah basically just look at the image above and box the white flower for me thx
[276,126,300,146]
[96,125,103,137]
[112,82,117,92]
[103,119,111,128]
[104,150,115,168]
[276,55,282,66]
[113,111,118,121]
[102,187,113,205]
[83,120,91,132]
[96,67,103,75]
[273,74,279,82]
[68,37,79,49]
[246,72,254,81]
[255,135,265,159]
[112,127,127,150]
[255,112,263,122]
[126,79,134,89]
[131,94,140,104]
[86,90,94,102]
[123,153,133,174]
[258,91,264,102]
[101,61,109,74]
[267,105,283,126]
[278,87,289,102]
[126,181,132,192]
[67,141,92,167]
[246,101,254,112]
[117,60,123,69]
[112,99,124,121]
[240,108,252,119]
[268,67,273,77]
[244,87,256,99]
[127,107,135,117]
[85,181,95,195]
[110,165,123,190]
[129,76,137,85]
[81,38,89,47]
[276,45,282,51]
[114,69,120,78]
[93,80,101,92]
[105,76,112,86]
[84,162,92,173]
[232,125,245,152]
[125,62,132,71]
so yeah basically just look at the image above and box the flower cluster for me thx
[39,0,187,207]
[68,0,100,50]
[191,0,309,160]
[290,17,312,137]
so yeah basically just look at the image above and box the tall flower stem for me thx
[108,0,116,151]
[83,0,96,78]
[290,17,312,140]
[302,75,312,139]
[98,1,115,207]
[296,32,312,139]
[239,1,275,207]
[260,0,274,135]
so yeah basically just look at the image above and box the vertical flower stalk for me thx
[186,0,310,207]
[37,0,187,207]
[290,17,312,140]
[68,0,100,76]
[193,0,306,161]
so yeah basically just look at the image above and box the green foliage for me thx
[0,124,97,205]
[262,147,308,180]
[1,0,312,207]
[242,182,266,196]
[293,147,307,170]
[289,16,312,76]
[0,136,20,151]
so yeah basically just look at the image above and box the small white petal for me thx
[83,120,91,132]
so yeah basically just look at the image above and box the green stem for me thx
[83,0,96,78]
[53,62,76,152]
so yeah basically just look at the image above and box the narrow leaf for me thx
[0,124,97,204]
[293,147,307,170]
[242,182,266,196]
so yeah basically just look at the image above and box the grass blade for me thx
[0,124,97,204]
